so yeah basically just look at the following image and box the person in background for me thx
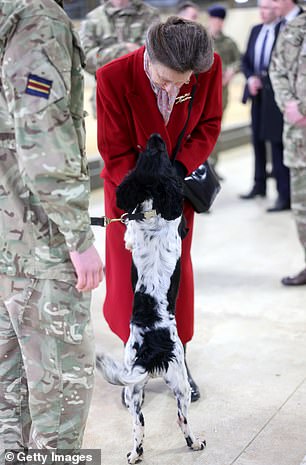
[79,0,160,117]
[270,13,306,285]
[176,0,200,21]
[272,0,304,25]
[96,17,222,403]
[206,4,241,178]
[0,0,103,457]
[239,0,291,212]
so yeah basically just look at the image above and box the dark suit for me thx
[242,22,290,203]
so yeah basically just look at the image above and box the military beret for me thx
[207,5,226,19]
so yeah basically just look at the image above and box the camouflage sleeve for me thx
[215,36,241,73]
[3,17,94,253]
[79,16,130,74]
[95,43,134,71]
[270,25,303,113]
[137,8,160,44]
[80,6,160,74]
[229,39,241,73]
[102,6,160,64]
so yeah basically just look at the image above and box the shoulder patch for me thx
[25,74,53,99]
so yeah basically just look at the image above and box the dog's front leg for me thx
[125,384,145,464]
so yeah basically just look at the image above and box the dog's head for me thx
[116,134,184,221]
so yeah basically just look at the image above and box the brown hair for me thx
[145,16,213,74]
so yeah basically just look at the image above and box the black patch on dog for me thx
[178,215,189,239]
[139,412,144,427]
[131,261,138,291]
[135,328,175,373]
[131,292,161,327]
[167,259,181,314]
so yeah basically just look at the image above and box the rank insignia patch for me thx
[25,74,53,99]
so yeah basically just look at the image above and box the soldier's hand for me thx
[284,100,304,125]
[69,245,104,292]
[248,76,262,96]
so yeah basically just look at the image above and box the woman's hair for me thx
[145,16,213,74]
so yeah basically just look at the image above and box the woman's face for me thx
[149,61,192,92]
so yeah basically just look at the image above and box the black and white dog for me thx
[96,134,205,464]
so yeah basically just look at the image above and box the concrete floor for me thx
[84,145,306,465]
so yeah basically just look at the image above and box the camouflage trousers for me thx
[290,167,306,261]
[0,275,95,457]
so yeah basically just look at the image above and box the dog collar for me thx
[90,209,157,227]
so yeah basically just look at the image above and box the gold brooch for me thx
[175,93,191,104]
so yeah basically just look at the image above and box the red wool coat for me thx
[97,46,222,344]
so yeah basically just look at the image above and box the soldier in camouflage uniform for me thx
[0,0,103,457]
[207,5,241,173]
[79,0,160,117]
[270,13,306,285]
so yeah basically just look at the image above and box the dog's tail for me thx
[96,353,148,386]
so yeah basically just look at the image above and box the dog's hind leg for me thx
[125,383,146,464]
[164,363,206,451]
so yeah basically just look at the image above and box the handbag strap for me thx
[172,81,197,162]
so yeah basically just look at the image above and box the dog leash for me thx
[90,209,157,227]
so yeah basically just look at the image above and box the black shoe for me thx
[185,362,200,402]
[121,387,145,408]
[239,187,266,200]
[281,268,306,286]
[266,198,290,212]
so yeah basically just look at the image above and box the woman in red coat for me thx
[97,17,222,402]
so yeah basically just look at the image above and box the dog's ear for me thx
[116,172,147,211]
[154,175,184,220]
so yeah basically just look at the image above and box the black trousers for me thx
[251,97,290,203]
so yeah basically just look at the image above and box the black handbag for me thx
[172,82,221,213]
[184,160,221,213]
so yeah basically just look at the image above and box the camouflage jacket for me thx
[79,0,160,75]
[270,13,306,167]
[0,0,94,280]
[213,32,241,110]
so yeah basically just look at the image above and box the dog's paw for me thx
[190,438,206,451]
[127,447,143,464]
